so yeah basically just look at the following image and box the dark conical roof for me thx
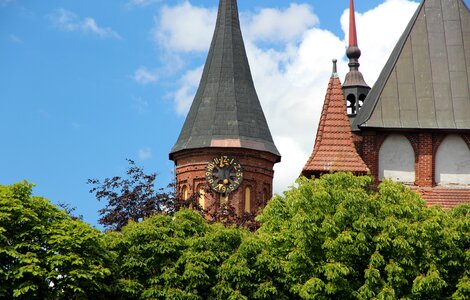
[354,0,470,129]
[170,0,280,160]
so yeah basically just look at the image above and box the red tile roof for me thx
[416,188,470,209]
[302,72,369,177]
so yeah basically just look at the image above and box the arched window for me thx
[244,187,251,213]
[181,185,188,200]
[346,94,356,115]
[198,186,205,209]
[220,194,228,207]
[435,135,470,186]
[262,188,269,205]
[379,134,415,183]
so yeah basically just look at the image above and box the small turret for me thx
[302,59,369,178]
[343,0,370,120]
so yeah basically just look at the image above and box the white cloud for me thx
[161,0,419,193]
[128,0,159,7]
[9,34,22,43]
[132,96,149,114]
[133,66,158,85]
[154,1,216,52]
[0,0,15,7]
[173,66,203,115]
[244,3,318,43]
[245,30,346,193]
[50,9,121,39]
[138,147,153,161]
[340,0,419,84]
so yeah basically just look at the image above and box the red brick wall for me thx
[362,132,379,182]
[360,131,470,188]
[352,132,363,156]
[416,133,433,187]
[172,148,278,216]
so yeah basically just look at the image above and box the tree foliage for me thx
[248,173,470,299]
[89,160,258,231]
[102,173,469,299]
[0,182,111,299]
[105,209,244,299]
[88,159,174,231]
[3,173,469,299]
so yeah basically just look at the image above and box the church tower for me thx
[169,0,281,215]
[342,0,370,119]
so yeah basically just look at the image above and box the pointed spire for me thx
[332,58,338,78]
[348,0,358,47]
[343,0,370,118]
[345,0,362,73]
[302,61,369,178]
[170,0,280,160]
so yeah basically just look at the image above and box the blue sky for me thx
[2,0,462,228]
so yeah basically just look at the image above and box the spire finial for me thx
[332,58,338,77]
[346,0,361,69]
[342,0,370,114]
[349,0,358,47]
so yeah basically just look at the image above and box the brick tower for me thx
[169,0,281,215]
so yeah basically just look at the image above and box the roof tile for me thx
[302,72,369,177]
[416,187,470,209]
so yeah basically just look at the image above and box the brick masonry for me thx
[359,131,470,208]
[172,147,278,215]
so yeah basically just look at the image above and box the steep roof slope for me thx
[417,187,470,209]
[303,62,369,177]
[354,0,470,129]
[170,0,280,160]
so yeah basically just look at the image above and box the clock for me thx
[205,156,243,194]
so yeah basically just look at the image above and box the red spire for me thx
[349,0,358,47]
[302,60,369,178]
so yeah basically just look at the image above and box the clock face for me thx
[205,156,243,194]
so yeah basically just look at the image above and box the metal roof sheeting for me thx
[170,0,280,159]
[354,0,470,130]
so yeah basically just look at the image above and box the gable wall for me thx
[360,131,470,187]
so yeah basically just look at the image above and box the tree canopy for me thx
[1,173,469,299]
[87,159,174,231]
[104,173,469,299]
[253,173,470,299]
[0,182,111,299]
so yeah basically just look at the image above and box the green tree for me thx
[105,209,245,299]
[209,173,469,299]
[0,182,111,299]
[244,173,469,299]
